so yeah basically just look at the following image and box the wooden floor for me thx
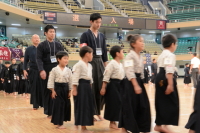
[0,78,195,133]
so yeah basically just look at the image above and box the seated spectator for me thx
[71,42,75,48]
[121,43,124,47]
[75,42,79,48]
[154,51,158,55]
[1,40,5,45]
[107,44,110,47]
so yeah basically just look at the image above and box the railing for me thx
[171,4,200,13]
[0,0,40,14]
[169,0,193,3]
[169,17,200,23]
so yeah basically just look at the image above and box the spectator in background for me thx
[154,51,158,55]
[71,42,75,48]
[184,63,191,87]
[190,53,200,89]
[106,44,110,47]
[1,40,5,45]
[118,35,122,44]
[151,59,157,84]
[174,67,179,81]
[75,42,79,48]
[121,43,124,47]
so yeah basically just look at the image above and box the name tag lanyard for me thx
[92,32,102,55]
[47,40,55,56]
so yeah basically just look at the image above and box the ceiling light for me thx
[0,22,2,24]
[164,31,170,32]
[11,24,21,26]
[195,29,200,30]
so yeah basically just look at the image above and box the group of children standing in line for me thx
[46,33,184,133]
[0,56,30,98]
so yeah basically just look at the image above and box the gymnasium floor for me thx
[0,78,194,133]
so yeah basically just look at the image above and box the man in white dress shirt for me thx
[190,53,200,88]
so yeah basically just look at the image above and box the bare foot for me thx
[154,125,167,133]
[109,122,119,130]
[47,115,52,119]
[57,125,66,129]
[94,117,98,122]
[97,115,104,121]
[81,129,93,133]
[121,128,128,133]
[163,125,176,133]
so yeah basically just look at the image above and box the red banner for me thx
[157,20,166,30]
[0,47,11,61]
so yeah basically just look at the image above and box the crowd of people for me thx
[1,13,200,133]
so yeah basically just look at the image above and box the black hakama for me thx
[90,55,104,115]
[184,77,191,84]
[29,68,43,108]
[25,78,30,94]
[119,74,151,133]
[18,80,26,94]
[4,79,11,93]
[104,79,122,121]
[43,63,57,116]
[11,78,18,92]
[25,70,30,94]
[185,81,200,130]
[0,81,4,91]
[143,69,149,84]
[155,67,179,125]
[51,83,71,125]
[75,79,94,126]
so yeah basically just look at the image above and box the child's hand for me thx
[51,90,57,99]
[72,90,77,96]
[68,91,71,99]
[17,76,19,80]
[100,88,106,96]
[134,85,142,94]
[165,85,174,95]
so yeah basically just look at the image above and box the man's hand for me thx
[40,70,46,80]
[23,70,28,79]
[165,85,174,95]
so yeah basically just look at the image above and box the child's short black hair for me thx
[110,45,122,59]
[79,46,93,58]
[185,63,189,66]
[90,13,102,22]
[5,61,10,64]
[193,53,197,56]
[20,56,24,59]
[162,34,177,48]
[56,51,69,63]
[44,25,55,33]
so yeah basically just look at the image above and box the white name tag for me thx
[96,48,102,55]
[166,66,174,72]
[164,58,172,65]
[50,56,57,63]
[124,60,134,67]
